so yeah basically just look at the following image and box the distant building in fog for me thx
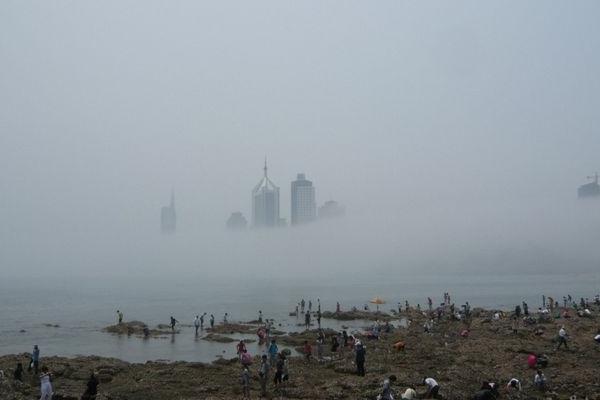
[160,191,176,233]
[318,200,345,219]
[578,173,600,198]
[291,173,316,225]
[252,159,282,228]
[226,212,248,230]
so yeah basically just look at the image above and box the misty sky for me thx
[2,2,600,278]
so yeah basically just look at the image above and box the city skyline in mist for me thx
[2,1,600,279]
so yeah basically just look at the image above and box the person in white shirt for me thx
[507,378,521,391]
[422,377,440,399]
[39,366,53,400]
[557,326,568,349]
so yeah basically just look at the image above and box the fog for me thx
[1,1,600,285]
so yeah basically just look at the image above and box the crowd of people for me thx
[5,291,599,399]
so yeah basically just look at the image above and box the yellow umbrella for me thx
[370,296,386,312]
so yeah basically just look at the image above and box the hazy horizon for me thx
[2,1,600,282]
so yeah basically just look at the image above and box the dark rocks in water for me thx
[43,323,60,328]
[202,334,236,343]
[103,321,175,337]
[321,310,397,321]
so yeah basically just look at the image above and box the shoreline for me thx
[1,302,600,399]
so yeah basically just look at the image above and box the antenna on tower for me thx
[263,156,268,177]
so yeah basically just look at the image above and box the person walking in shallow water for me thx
[194,315,200,335]
[170,316,178,332]
[304,311,311,329]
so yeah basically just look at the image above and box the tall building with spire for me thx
[252,159,281,228]
[291,173,316,225]
[160,191,177,233]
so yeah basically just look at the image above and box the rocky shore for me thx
[1,304,599,399]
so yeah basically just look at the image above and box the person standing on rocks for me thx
[422,377,440,399]
[268,339,278,367]
[308,300,312,312]
[223,313,229,324]
[194,315,200,335]
[259,354,270,398]
[170,316,178,333]
[39,366,53,400]
[557,325,568,349]
[241,367,251,400]
[258,310,263,323]
[511,317,519,335]
[29,345,40,374]
[303,340,312,362]
[317,310,322,329]
[316,333,324,361]
[428,297,433,311]
[81,371,99,400]
[300,299,305,313]
[210,314,215,329]
[117,310,123,324]
[355,340,366,376]
[523,301,529,315]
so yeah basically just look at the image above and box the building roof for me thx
[252,159,279,194]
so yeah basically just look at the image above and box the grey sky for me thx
[1,1,600,277]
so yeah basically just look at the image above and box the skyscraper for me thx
[252,159,281,228]
[291,173,316,225]
[160,191,176,233]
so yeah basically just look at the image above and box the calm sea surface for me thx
[1,270,598,363]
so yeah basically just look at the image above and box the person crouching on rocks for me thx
[422,377,440,399]
[81,371,99,400]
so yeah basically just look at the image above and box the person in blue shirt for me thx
[268,339,279,366]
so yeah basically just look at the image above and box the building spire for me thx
[264,156,268,178]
